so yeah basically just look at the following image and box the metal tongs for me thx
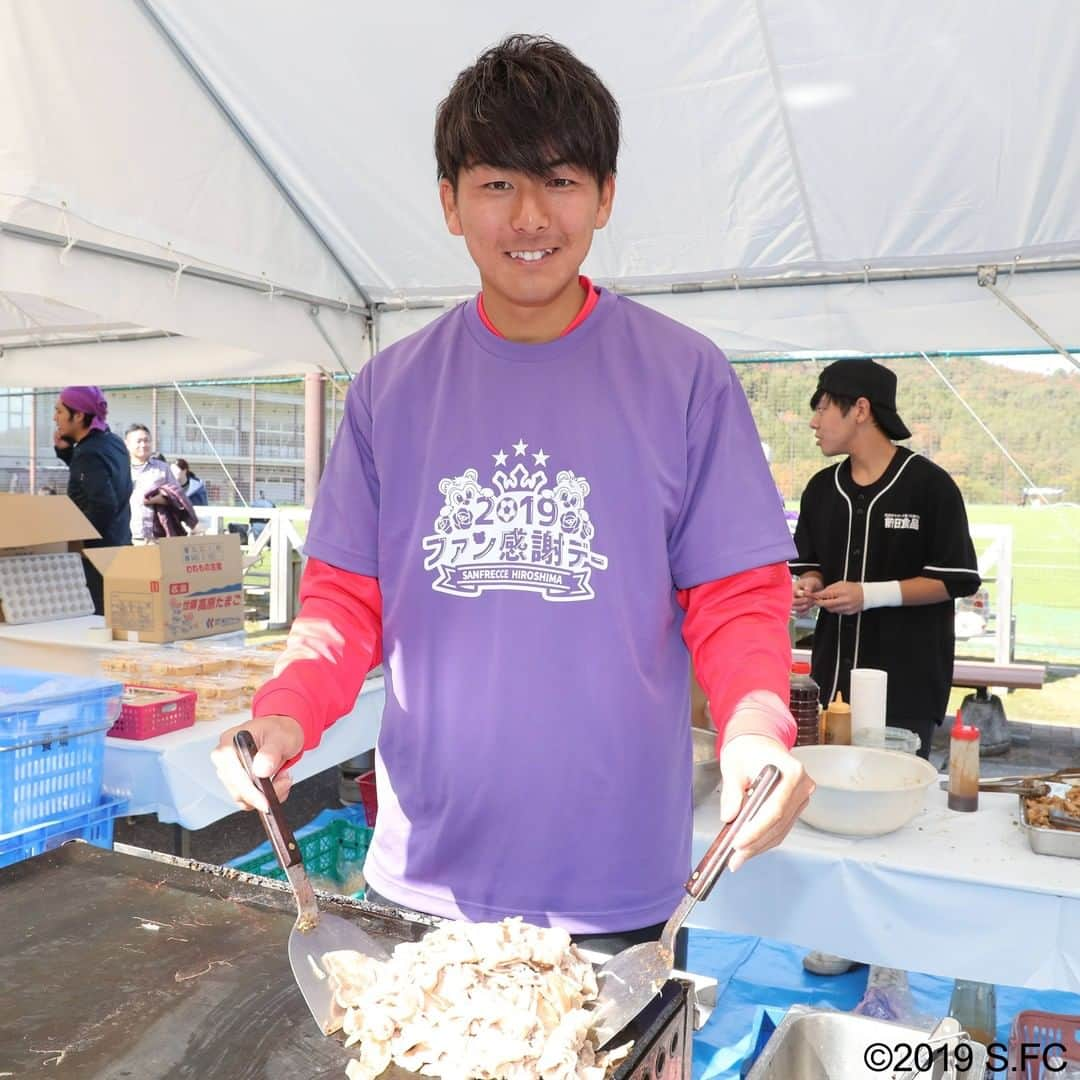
[938,777,1051,797]
[986,766,1080,787]
[891,1017,969,1080]
[1047,809,1080,833]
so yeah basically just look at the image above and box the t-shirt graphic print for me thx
[422,438,607,602]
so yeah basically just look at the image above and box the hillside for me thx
[736,357,1080,504]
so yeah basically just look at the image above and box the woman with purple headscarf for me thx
[54,386,134,613]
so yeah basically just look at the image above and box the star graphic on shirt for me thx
[493,450,508,466]
[512,438,528,457]
[532,449,549,467]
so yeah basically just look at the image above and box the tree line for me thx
[737,357,1079,505]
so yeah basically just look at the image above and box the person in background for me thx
[36,485,57,495]
[124,423,169,543]
[171,458,209,506]
[53,386,133,614]
[213,35,813,964]
[791,359,980,976]
[791,359,981,758]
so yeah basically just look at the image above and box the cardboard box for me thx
[0,494,101,556]
[84,534,244,643]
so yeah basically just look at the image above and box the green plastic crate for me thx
[227,805,372,896]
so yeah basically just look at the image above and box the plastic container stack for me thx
[0,666,127,867]
[0,793,128,869]
[100,640,283,722]
[0,552,95,624]
[227,804,372,897]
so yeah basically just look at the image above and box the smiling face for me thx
[125,428,152,464]
[440,164,614,342]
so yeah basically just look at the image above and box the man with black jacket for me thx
[53,386,134,614]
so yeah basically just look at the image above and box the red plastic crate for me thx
[107,685,197,740]
[356,770,378,826]
[1009,1009,1080,1079]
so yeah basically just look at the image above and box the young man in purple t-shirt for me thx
[214,35,813,952]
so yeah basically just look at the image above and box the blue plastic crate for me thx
[0,794,128,868]
[228,804,373,896]
[0,668,122,832]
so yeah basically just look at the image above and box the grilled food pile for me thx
[322,917,631,1080]
[1024,783,1080,828]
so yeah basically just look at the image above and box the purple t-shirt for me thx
[305,288,794,931]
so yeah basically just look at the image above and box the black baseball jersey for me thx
[791,447,981,735]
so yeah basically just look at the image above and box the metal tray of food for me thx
[1018,782,1080,859]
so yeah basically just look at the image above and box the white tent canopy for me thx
[2,0,1079,386]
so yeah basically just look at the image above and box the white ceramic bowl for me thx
[791,744,938,836]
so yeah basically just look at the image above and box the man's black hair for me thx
[810,388,858,414]
[810,388,883,431]
[59,403,92,431]
[125,423,150,437]
[435,34,620,188]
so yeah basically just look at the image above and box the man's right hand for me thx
[211,714,305,812]
[791,573,823,614]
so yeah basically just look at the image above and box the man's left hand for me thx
[718,734,814,871]
[813,580,864,616]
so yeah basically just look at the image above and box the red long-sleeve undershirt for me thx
[254,558,795,757]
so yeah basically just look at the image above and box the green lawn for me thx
[965,504,1079,662]
[967,504,1079,608]
[786,501,1079,662]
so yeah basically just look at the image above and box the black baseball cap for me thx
[811,359,912,441]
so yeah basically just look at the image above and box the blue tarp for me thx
[687,930,1080,1079]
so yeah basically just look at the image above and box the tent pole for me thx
[27,393,36,494]
[303,373,326,508]
[133,0,374,314]
[977,266,1080,373]
[373,257,1080,311]
[308,305,354,377]
[249,383,257,505]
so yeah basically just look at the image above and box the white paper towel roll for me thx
[850,668,888,737]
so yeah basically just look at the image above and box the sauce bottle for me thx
[948,978,996,1046]
[948,710,980,812]
[825,691,852,746]
[790,662,821,747]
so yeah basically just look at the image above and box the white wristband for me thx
[861,580,903,609]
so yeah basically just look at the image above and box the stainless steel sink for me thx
[746,1006,988,1079]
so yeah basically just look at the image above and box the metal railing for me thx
[194,506,310,627]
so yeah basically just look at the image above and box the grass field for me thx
[784,501,1078,663]
[965,504,1079,662]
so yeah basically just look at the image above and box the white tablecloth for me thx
[5,618,1075,989]
[102,674,385,830]
[690,784,1080,991]
[0,614,243,676]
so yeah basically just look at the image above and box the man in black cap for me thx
[790,359,981,758]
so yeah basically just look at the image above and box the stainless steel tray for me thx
[1018,783,1080,859]
[747,1005,987,1079]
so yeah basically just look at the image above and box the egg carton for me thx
[0,553,94,625]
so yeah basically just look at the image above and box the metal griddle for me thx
[0,842,694,1079]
